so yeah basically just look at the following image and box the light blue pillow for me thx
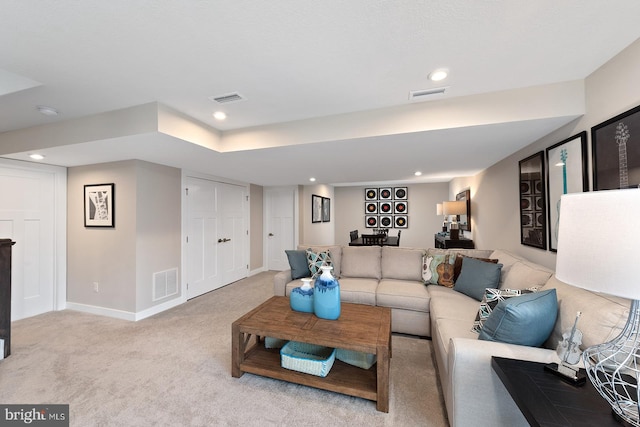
[453,257,503,301]
[285,250,311,279]
[478,289,558,347]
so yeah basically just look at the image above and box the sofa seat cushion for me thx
[334,277,378,306]
[381,247,423,281]
[340,246,382,279]
[428,285,480,322]
[376,279,430,312]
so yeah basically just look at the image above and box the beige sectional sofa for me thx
[273,245,630,426]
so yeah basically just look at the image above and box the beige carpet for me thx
[0,272,449,427]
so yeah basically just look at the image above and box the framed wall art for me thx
[519,152,546,250]
[545,131,588,251]
[592,104,640,190]
[455,189,471,232]
[362,186,409,228]
[84,183,115,227]
[312,194,322,223]
[322,197,331,222]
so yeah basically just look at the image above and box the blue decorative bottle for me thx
[314,266,341,320]
[290,278,314,313]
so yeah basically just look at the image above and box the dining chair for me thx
[361,234,385,246]
[349,230,359,242]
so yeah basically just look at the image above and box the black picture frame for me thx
[455,189,471,232]
[311,194,322,223]
[321,197,331,222]
[545,132,588,251]
[84,183,115,227]
[519,152,546,250]
[592,104,640,190]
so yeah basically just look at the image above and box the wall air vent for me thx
[209,92,245,104]
[153,268,178,301]
[409,87,448,101]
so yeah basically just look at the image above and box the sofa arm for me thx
[273,270,293,296]
[447,337,560,427]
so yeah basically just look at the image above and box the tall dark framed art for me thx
[545,131,588,251]
[84,183,115,227]
[592,104,640,190]
[311,194,322,223]
[519,152,546,250]
[321,197,331,222]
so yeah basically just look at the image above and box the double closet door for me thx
[185,176,248,299]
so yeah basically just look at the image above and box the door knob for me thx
[268,233,274,237]
[218,238,223,243]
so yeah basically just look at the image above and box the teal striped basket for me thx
[280,341,336,377]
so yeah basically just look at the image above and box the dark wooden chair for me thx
[391,230,401,246]
[361,234,385,246]
[349,230,359,242]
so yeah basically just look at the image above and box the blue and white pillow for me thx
[306,249,333,279]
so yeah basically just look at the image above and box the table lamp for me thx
[443,200,466,239]
[436,203,447,232]
[556,189,640,426]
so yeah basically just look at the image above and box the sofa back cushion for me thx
[501,261,553,290]
[298,245,342,278]
[541,275,630,350]
[340,246,382,279]
[381,247,423,281]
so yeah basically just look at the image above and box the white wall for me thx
[300,184,334,245]
[459,38,640,269]
[335,183,449,248]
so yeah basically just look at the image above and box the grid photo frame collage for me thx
[364,187,408,229]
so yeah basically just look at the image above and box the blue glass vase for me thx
[314,266,341,320]
[290,278,314,313]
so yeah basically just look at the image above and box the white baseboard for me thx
[249,266,267,276]
[66,296,185,322]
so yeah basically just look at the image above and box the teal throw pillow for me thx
[478,288,558,347]
[285,250,311,279]
[306,249,333,279]
[453,257,503,301]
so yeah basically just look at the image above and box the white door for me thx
[219,183,248,284]
[266,187,296,271]
[185,177,221,298]
[0,167,55,320]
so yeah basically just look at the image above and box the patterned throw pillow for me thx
[306,249,333,279]
[422,254,456,287]
[471,288,535,333]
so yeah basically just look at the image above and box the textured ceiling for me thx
[1,1,639,185]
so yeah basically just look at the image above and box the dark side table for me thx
[434,233,474,249]
[491,356,619,427]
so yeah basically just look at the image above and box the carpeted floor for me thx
[0,271,449,426]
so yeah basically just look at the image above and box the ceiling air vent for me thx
[209,92,245,104]
[409,87,448,101]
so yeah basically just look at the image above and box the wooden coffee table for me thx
[232,296,392,412]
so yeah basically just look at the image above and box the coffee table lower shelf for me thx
[240,343,378,402]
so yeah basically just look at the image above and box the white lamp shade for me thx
[442,200,466,216]
[556,189,640,299]
[436,203,443,215]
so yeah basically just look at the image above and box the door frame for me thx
[0,158,67,315]
[264,186,299,271]
[181,170,249,299]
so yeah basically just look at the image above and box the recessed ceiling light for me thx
[428,69,449,82]
[29,154,45,160]
[36,105,59,116]
[414,171,423,176]
[309,177,316,182]
[213,111,227,120]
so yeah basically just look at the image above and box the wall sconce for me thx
[443,201,466,239]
